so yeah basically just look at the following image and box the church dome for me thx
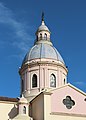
[19,14,68,101]
[22,43,64,64]
[22,13,65,65]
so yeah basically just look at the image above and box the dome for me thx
[22,43,64,64]
[37,23,50,32]
[22,14,65,65]
[36,20,50,33]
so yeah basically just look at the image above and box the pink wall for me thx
[51,84,86,115]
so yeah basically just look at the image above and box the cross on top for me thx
[63,96,75,109]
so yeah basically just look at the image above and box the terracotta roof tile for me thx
[0,96,18,102]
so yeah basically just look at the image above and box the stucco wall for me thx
[43,91,86,120]
[44,93,51,120]
[49,114,86,120]
[0,101,17,120]
[30,90,86,120]
[51,85,86,115]
[30,93,44,120]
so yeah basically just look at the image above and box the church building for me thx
[0,14,86,120]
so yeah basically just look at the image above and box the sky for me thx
[0,0,86,98]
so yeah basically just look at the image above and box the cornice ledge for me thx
[50,112,86,117]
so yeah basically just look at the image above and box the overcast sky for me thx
[0,0,86,97]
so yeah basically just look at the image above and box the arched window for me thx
[40,33,42,39]
[23,106,26,114]
[50,74,56,87]
[44,33,47,40]
[32,74,37,88]
[64,79,66,84]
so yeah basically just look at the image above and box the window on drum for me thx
[50,74,56,87]
[32,74,37,88]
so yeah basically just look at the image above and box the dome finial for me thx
[42,12,44,21]
[41,12,45,25]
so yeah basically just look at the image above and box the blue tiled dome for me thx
[22,43,64,64]
[22,16,65,65]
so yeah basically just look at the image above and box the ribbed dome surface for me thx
[36,20,50,33]
[22,43,64,64]
[37,24,50,32]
